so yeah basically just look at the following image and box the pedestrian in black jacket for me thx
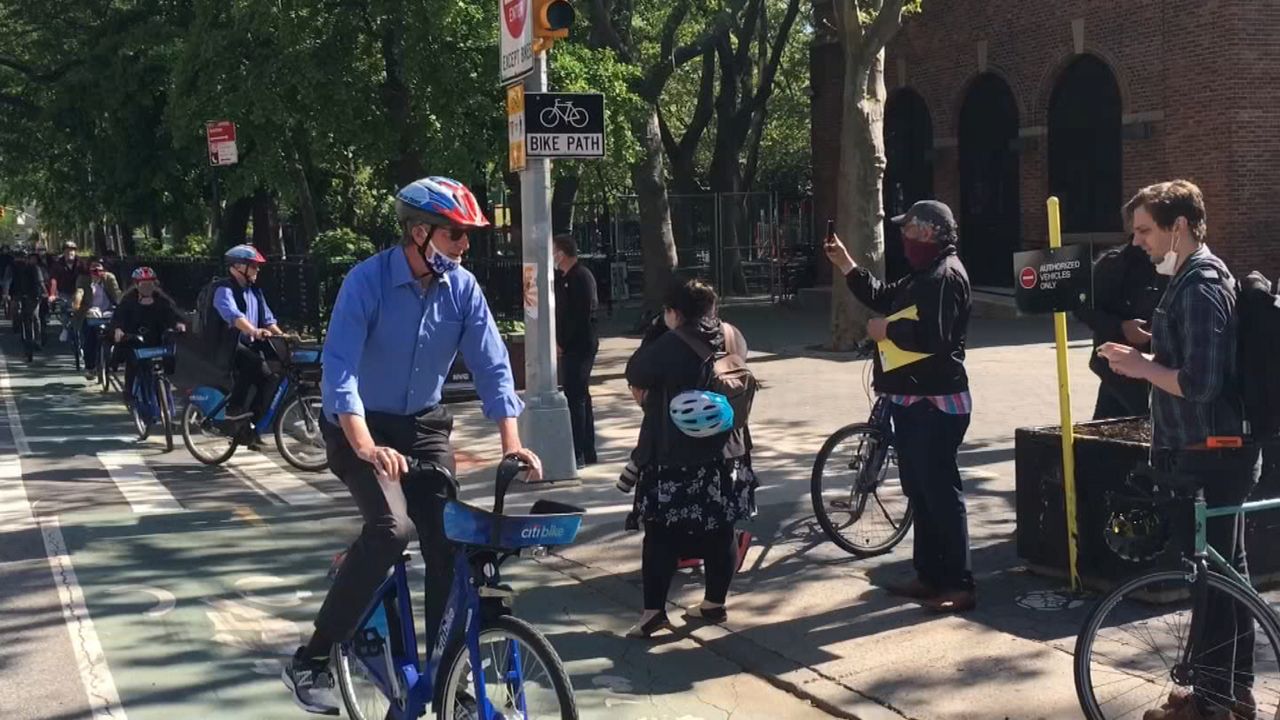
[825,200,976,613]
[1074,241,1167,419]
[623,278,756,638]
[553,235,599,468]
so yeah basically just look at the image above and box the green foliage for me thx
[495,319,525,337]
[310,228,375,262]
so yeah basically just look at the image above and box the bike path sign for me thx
[524,92,605,159]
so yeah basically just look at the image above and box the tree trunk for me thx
[293,146,320,248]
[252,189,280,255]
[551,175,579,235]
[223,196,253,247]
[830,49,888,351]
[630,109,678,312]
[380,7,423,189]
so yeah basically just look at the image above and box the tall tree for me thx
[826,0,913,350]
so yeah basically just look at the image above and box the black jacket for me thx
[845,245,971,396]
[1074,243,1168,385]
[555,261,598,353]
[625,317,747,466]
[111,291,185,346]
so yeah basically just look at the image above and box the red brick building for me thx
[811,0,1280,286]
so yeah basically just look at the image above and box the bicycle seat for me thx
[442,499,585,550]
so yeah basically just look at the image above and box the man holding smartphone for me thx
[824,201,976,613]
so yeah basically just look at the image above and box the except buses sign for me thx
[499,0,533,84]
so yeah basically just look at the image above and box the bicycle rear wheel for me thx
[810,423,912,557]
[181,402,237,465]
[437,614,577,720]
[333,642,393,720]
[1075,569,1280,719]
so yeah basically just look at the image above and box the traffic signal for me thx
[533,0,573,41]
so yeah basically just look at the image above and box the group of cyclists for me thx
[0,240,282,437]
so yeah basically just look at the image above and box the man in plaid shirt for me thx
[1100,180,1261,720]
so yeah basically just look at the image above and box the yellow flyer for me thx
[876,305,933,372]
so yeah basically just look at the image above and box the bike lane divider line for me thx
[97,450,183,515]
[225,451,333,506]
[0,345,127,719]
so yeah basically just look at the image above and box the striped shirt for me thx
[884,391,973,415]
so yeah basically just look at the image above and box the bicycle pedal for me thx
[476,579,514,597]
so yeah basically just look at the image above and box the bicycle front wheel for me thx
[438,614,577,720]
[275,393,327,471]
[130,379,152,441]
[1075,569,1280,719]
[810,423,912,557]
[158,378,175,453]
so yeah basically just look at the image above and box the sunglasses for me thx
[431,226,468,244]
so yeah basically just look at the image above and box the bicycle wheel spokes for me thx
[1076,571,1280,719]
[334,644,392,720]
[812,425,912,557]
[472,633,561,719]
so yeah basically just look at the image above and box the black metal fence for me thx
[123,254,531,339]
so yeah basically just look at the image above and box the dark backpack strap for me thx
[672,325,715,362]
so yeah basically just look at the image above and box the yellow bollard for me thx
[1046,196,1081,592]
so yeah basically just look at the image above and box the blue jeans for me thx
[890,400,973,592]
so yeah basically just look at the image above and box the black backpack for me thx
[1237,271,1280,440]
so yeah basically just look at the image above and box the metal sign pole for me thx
[517,50,577,482]
[1047,196,1081,592]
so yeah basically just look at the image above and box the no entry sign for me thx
[499,0,533,84]
[206,121,238,166]
[1012,244,1093,314]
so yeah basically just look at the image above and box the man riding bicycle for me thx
[73,258,123,378]
[282,176,543,715]
[110,267,186,407]
[8,248,52,348]
[211,244,284,447]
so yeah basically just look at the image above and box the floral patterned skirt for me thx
[631,458,757,533]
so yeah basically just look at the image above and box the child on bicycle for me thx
[109,267,186,407]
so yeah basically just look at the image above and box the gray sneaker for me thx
[281,650,339,716]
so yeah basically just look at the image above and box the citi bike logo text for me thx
[520,524,567,540]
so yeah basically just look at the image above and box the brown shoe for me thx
[1231,688,1256,720]
[924,590,976,613]
[884,578,938,600]
[1140,689,1232,720]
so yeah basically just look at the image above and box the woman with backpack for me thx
[623,278,756,639]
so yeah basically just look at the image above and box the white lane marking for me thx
[0,349,127,719]
[26,435,137,444]
[97,451,183,515]
[106,585,177,618]
[234,575,311,608]
[226,451,332,506]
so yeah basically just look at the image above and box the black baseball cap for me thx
[891,200,956,229]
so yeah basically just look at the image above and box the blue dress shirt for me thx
[213,283,277,343]
[321,248,524,423]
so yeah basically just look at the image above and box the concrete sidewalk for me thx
[449,302,1105,719]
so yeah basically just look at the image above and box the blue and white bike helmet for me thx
[668,390,735,438]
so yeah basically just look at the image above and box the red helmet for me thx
[131,266,157,282]
[394,177,491,230]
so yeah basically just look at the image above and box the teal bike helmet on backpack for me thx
[668,390,735,438]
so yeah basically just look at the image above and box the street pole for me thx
[517,50,578,483]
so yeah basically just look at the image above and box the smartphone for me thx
[825,219,835,243]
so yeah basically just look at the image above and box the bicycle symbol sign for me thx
[525,92,605,159]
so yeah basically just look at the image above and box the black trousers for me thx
[1093,377,1151,420]
[560,345,597,464]
[642,523,737,610]
[1164,448,1262,711]
[229,343,272,417]
[890,400,974,592]
[313,407,457,653]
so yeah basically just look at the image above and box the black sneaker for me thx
[281,648,339,716]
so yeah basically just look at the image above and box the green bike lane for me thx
[0,337,832,720]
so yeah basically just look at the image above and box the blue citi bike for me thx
[119,331,181,452]
[182,335,326,471]
[329,456,582,720]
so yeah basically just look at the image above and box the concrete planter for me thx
[1015,418,1280,592]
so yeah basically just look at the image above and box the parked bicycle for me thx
[120,331,180,452]
[1074,465,1280,719]
[181,335,325,471]
[331,456,581,720]
[810,362,912,557]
